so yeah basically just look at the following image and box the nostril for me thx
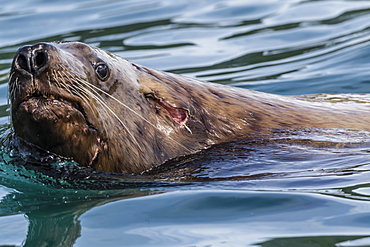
[14,45,49,74]
[34,50,48,70]
[17,54,30,72]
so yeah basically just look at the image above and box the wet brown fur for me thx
[9,42,370,174]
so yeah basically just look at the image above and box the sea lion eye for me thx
[95,63,110,81]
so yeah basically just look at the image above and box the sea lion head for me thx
[9,42,206,174]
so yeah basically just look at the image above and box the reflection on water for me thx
[2,0,370,246]
[75,190,370,247]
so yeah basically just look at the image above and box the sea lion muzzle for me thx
[10,43,103,169]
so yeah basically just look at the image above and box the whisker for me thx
[63,72,118,119]
[62,72,143,150]
[56,71,112,125]
[9,76,19,103]
[65,71,193,153]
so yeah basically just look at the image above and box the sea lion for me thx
[9,42,370,174]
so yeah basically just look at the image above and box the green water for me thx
[2,0,370,246]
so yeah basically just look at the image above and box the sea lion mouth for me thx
[13,88,96,134]
[17,93,88,123]
[14,91,96,141]
[12,88,103,166]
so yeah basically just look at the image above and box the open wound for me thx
[145,93,189,127]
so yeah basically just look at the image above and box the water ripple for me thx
[2,1,370,245]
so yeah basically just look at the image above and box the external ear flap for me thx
[138,84,153,95]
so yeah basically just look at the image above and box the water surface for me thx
[1,0,370,246]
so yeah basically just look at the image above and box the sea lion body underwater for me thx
[9,42,370,174]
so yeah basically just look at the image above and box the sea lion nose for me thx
[14,43,50,74]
